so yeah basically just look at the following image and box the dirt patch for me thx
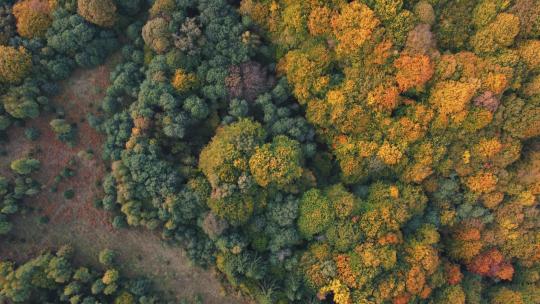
[0,57,247,303]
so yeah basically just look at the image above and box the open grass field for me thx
[0,57,246,304]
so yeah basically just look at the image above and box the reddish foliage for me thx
[225,61,275,102]
[474,91,500,113]
[454,226,481,241]
[335,254,357,288]
[377,233,401,245]
[406,266,426,294]
[453,220,484,241]
[405,24,437,56]
[510,0,540,37]
[467,248,514,280]
[25,0,50,12]
[394,54,434,92]
[393,293,411,304]
[445,263,463,285]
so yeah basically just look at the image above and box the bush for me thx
[50,119,77,144]
[1,82,42,119]
[98,249,115,266]
[112,215,127,229]
[63,189,75,199]
[24,127,40,141]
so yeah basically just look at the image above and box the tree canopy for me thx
[1,0,539,303]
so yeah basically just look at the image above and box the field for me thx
[0,57,245,304]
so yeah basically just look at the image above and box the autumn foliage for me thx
[0,45,31,84]
[394,54,434,92]
[237,0,540,302]
[12,0,52,38]
[77,0,117,28]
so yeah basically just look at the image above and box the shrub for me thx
[24,127,40,141]
[102,269,119,285]
[50,119,76,144]
[2,82,42,119]
[112,216,127,229]
[0,248,161,302]
[98,249,115,266]
[63,189,75,199]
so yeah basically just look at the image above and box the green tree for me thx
[297,189,335,239]
[50,119,76,144]
[207,192,257,226]
[98,249,115,267]
[10,158,40,175]
[102,269,119,285]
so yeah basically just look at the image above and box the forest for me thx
[0,0,539,303]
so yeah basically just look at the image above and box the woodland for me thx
[0,0,540,303]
